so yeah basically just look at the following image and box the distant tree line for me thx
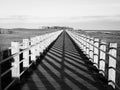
[42,26,74,30]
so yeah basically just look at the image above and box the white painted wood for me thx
[99,41,106,76]
[93,38,99,68]
[86,37,90,58]
[108,43,117,88]
[35,36,40,56]
[30,37,36,61]
[22,39,29,67]
[82,37,86,53]
[11,42,20,78]
[89,37,94,62]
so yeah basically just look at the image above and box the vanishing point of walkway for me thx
[10,31,112,90]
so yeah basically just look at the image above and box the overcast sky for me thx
[0,0,120,29]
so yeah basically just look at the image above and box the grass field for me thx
[0,28,58,51]
[77,30,120,43]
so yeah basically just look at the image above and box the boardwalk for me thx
[9,31,112,90]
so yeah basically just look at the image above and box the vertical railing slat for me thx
[23,39,29,68]
[30,37,36,62]
[89,37,94,62]
[93,38,100,68]
[11,42,20,78]
[99,41,107,76]
[108,43,117,88]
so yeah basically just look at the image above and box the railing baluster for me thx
[86,36,90,58]
[89,37,94,62]
[36,36,40,56]
[23,39,29,68]
[84,36,87,54]
[93,38,99,68]
[99,41,107,76]
[11,42,20,78]
[108,43,117,88]
[30,37,36,62]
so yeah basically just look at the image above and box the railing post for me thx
[108,43,117,89]
[93,38,100,68]
[30,37,36,62]
[84,36,87,54]
[11,42,20,78]
[34,36,39,57]
[86,36,90,58]
[99,41,107,76]
[89,37,94,62]
[40,37,44,54]
[23,39,29,68]
[81,35,84,50]
[38,36,41,54]
[36,36,40,56]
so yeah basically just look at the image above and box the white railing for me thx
[0,30,63,90]
[66,30,120,90]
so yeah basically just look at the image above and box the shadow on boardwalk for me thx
[9,31,113,90]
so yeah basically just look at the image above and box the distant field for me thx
[77,30,120,43]
[0,28,58,51]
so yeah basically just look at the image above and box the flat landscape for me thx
[0,28,58,51]
[77,30,120,43]
[1,29,120,51]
